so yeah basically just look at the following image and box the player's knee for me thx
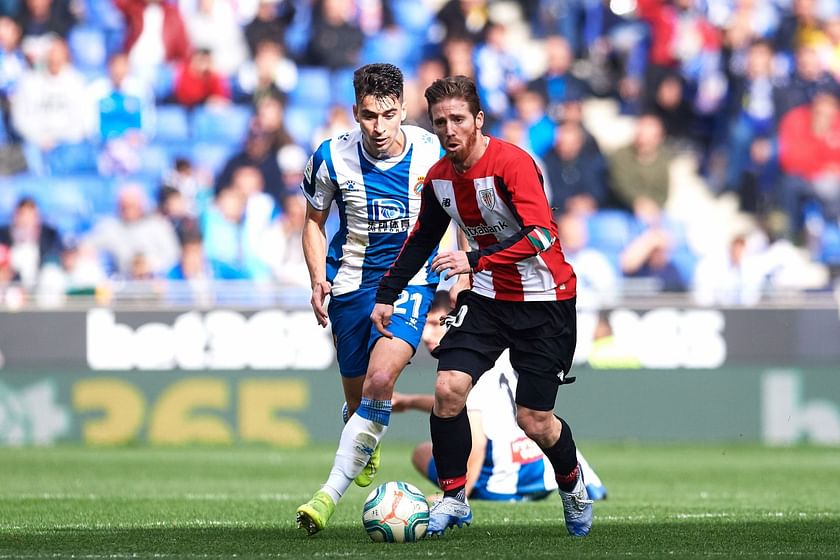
[411,441,433,475]
[433,370,470,416]
[517,409,558,447]
[363,368,398,400]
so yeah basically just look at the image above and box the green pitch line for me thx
[1,444,839,558]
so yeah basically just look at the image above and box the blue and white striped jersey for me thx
[302,125,442,296]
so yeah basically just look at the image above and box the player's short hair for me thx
[424,75,482,118]
[353,63,404,104]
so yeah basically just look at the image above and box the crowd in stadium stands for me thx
[0,0,838,308]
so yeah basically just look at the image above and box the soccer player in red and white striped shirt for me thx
[372,75,593,537]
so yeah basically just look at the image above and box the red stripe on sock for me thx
[556,464,580,487]
[438,475,467,492]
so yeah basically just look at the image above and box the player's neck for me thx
[453,134,489,174]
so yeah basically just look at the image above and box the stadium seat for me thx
[44,143,99,175]
[392,0,434,32]
[819,222,840,265]
[331,67,357,107]
[587,210,634,251]
[137,143,172,177]
[68,26,107,77]
[0,177,20,222]
[190,142,238,176]
[154,105,190,142]
[289,67,332,110]
[191,104,252,144]
[37,178,95,236]
[285,105,328,148]
[360,28,420,73]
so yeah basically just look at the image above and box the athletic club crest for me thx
[478,187,496,210]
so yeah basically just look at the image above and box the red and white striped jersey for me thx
[377,137,576,303]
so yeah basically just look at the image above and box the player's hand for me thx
[310,280,331,327]
[370,303,394,338]
[391,392,410,412]
[431,250,471,280]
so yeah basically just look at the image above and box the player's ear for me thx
[400,100,407,122]
[352,104,360,124]
[475,110,484,130]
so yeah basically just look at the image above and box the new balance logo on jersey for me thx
[465,220,509,238]
[442,198,451,207]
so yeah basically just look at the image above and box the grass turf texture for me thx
[1,444,839,558]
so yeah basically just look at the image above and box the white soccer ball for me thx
[362,480,429,543]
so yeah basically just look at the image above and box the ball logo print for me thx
[362,481,429,543]
[371,198,406,221]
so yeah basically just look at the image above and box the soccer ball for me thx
[362,481,429,543]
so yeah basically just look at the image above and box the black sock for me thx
[430,408,471,498]
[541,416,579,492]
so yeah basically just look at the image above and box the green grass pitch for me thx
[1,444,839,558]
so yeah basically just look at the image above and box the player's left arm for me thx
[465,156,558,273]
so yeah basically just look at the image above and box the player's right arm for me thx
[302,202,331,327]
[300,142,337,327]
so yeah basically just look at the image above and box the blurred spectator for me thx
[607,113,673,223]
[243,0,295,57]
[158,185,200,241]
[162,156,213,214]
[16,0,76,64]
[528,35,587,122]
[10,37,88,174]
[556,211,620,307]
[543,119,610,215]
[258,191,309,287]
[116,0,191,85]
[303,0,363,70]
[773,0,826,56]
[254,91,293,149]
[200,185,270,280]
[0,243,23,305]
[277,142,307,193]
[511,86,555,157]
[311,103,354,147]
[822,14,840,81]
[642,67,695,147]
[441,35,475,77]
[692,233,765,305]
[236,39,297,103]
[723,39,777,195]
[0,196,63,287]
[773,44,838,117]
[60,238,106,296]
[0,16,25,138]
[777,85,840,234]
[182,0,248,77]
[432,0,489,44]
[619,226,689,292]
[229,163,277,228]
[474,22,524,124]
[173,48,231,107]
[87,183,180,276]
[165,230,215,305]
[215,121,284,207]
[87,52,155,141]
[404,57,445,131]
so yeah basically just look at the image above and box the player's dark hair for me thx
[353,63,404,104]
[424,75,482,118]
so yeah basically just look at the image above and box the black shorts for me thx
[434,290,577,411]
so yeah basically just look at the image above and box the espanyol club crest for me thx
[478,187,496,210]
[414,176,424,194]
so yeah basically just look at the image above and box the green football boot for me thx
[353,442,381,487]
[295,490,336,536]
